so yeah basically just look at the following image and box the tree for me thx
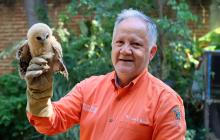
[24,0,49,27]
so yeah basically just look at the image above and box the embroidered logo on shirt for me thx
[125,115,147,124]
[82,103,97,113]
[172,106,181,120]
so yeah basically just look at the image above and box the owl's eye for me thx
[36,37,42,40]
[46,34,49,39]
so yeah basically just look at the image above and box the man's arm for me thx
[27,83,83,135]
[22,55,83,135]
[152,92,186,140]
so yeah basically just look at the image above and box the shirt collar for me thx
[111,69,148,89]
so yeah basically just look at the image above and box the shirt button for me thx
[108,118,113,122]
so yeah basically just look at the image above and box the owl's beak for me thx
[39,39,45,44]
[41,33,49,44]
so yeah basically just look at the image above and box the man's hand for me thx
[25,56,52,92]
[24,54,54,117]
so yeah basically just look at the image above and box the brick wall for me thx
[0,0,28,75]
[189,1,211,38]
[47,1,83,34]
[0,1,211,75]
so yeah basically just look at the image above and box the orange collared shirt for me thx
[27,69,186,140]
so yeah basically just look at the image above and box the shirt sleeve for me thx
[152,92,186,140]
[27,82,84,135]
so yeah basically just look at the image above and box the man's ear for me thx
[149,45,157,61]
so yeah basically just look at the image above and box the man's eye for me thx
[131,42,141,47]
[116,41,124,46]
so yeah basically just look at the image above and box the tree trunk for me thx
[24,0,47,27]
[156,0,166,79]
[210,0,220,29]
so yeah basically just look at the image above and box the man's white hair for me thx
[113,9,158,48]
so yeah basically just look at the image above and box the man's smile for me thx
[118,58,134,62]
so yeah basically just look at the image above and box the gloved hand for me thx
[25,54,54,117]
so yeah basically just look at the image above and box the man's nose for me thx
[120,44,132,55]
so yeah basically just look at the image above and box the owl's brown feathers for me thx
[16,23,68,79]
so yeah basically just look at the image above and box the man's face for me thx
[111,17,156,81]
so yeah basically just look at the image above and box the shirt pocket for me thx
[115,120,153,140]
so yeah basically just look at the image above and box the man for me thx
[24,9,186,140]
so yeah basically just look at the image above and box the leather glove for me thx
[25,54,53,117]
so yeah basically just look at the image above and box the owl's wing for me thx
[16,40,32,79]
[51,36,69,79]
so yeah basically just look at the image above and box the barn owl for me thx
[16,23,68,79]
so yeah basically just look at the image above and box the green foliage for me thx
[154,0,198,76]
[35,1,50,25]
[186,128,207,140]
[186,129,196,140]
[0,71,43,140]
[198,27,220,51]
